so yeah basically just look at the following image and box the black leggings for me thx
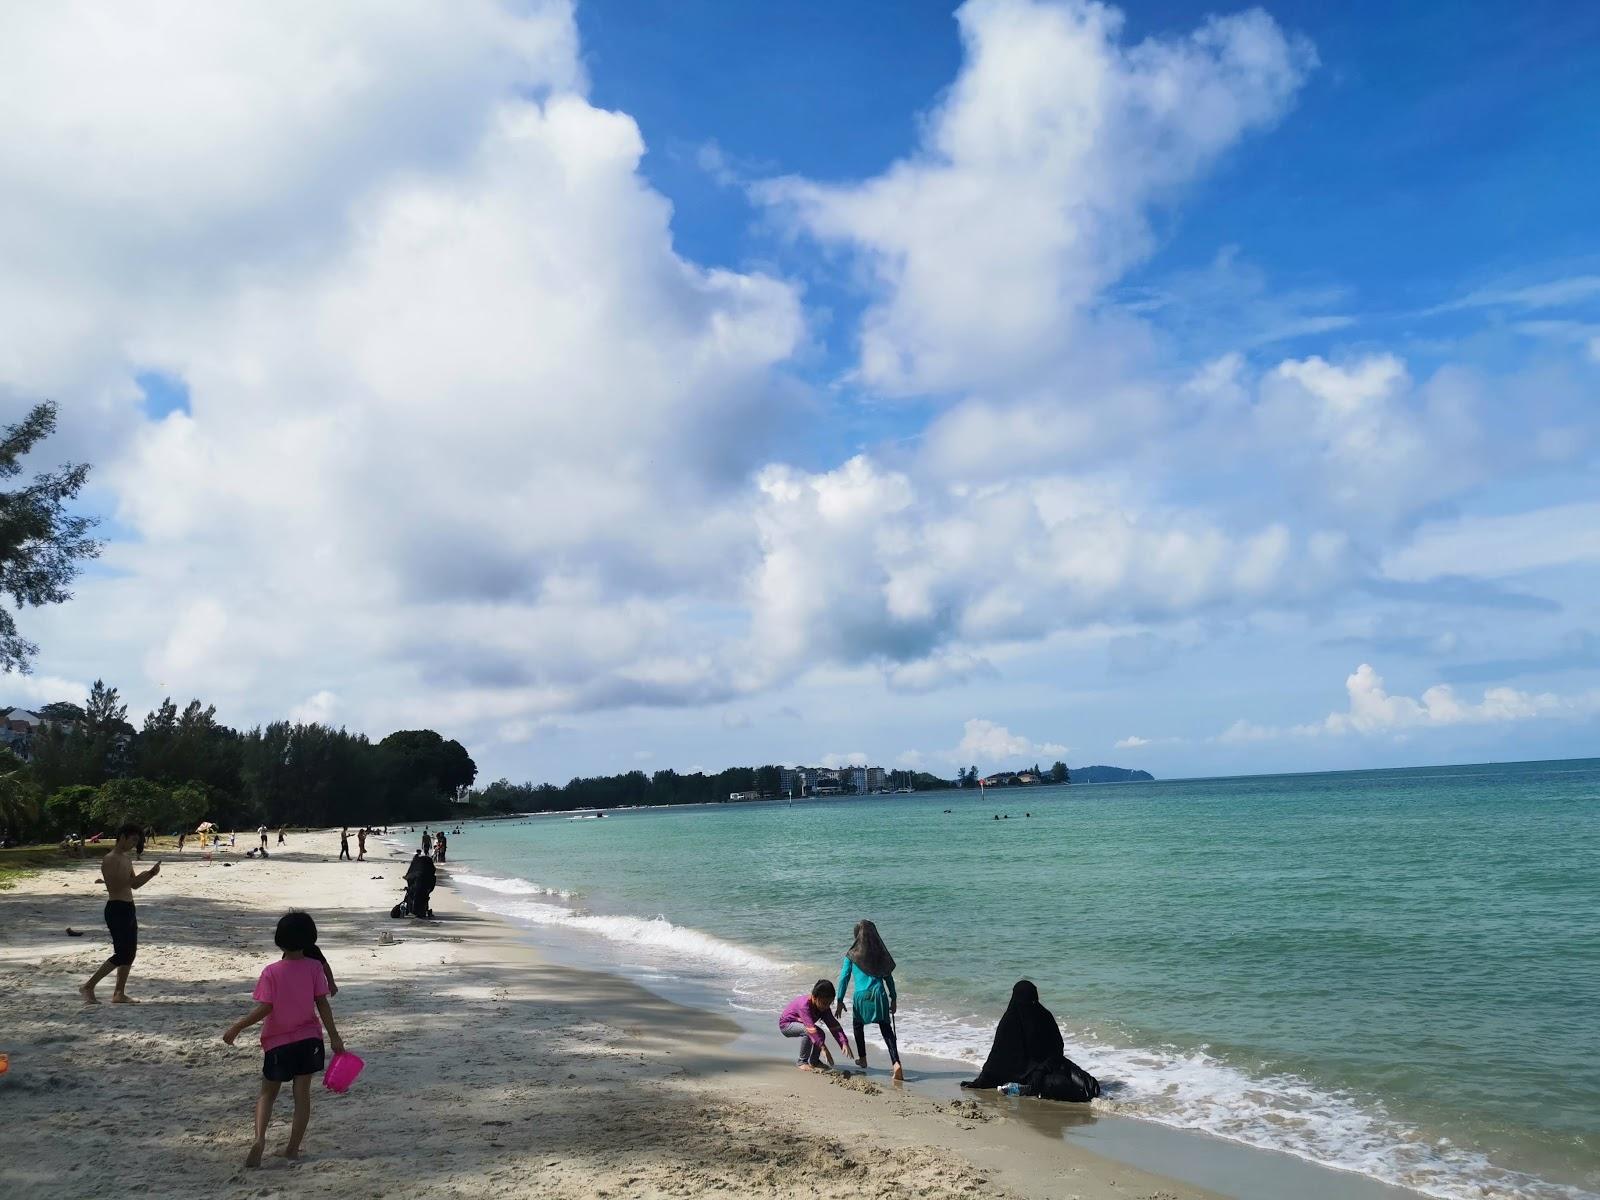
[853,1014,900,1064]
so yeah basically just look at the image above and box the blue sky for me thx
[2,0,1597,782]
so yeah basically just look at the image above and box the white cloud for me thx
[1215,664,1600,742]
[884,650,997,693]
[1427,274,1600,314]
[0,674,90,710]
[1255,355,1484,528]
[746,456,1336,682]
[289,691,339,725]
[952,718,1067,766]
[1319,664,1592,735]
[821,751,869,769]
[761,0,1313,396]
[1382,503,1600,582]
[1114,735,1150,749]
[5,2,804,744]
[1217,719,1282,745]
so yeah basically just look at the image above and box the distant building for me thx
[3,708,42,734]
[780,764,890,797]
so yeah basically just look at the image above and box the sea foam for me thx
[451,874,790,975]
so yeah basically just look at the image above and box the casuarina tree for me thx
[0,402,101,673]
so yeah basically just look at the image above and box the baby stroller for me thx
[392,852,436,918]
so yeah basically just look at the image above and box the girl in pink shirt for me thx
[223,912,346,1168]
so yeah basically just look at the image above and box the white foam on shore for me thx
[452,880,790,975]
[451,872,574,900]
[453,868,1592,1200]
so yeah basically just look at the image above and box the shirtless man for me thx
[81,824,160,1004]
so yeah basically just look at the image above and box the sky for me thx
[2,0,1598,783]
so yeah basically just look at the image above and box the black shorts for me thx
[104,900,137,966]
[262,1037,326,1082]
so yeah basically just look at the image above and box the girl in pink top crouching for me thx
[779,979,850,1070]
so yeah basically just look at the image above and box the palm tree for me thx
[0,766,39,841]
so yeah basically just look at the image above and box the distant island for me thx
[1071,765,1155,784]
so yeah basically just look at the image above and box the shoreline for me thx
[1,831,1220,1199]
[440,846,1426,1200]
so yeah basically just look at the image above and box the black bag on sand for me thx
[1022,1056,1101,1102]
[390,899,408,919]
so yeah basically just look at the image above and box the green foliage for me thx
[44,783,96,837]
[0,755,40,839]
[38,700,84,723]
[168,781,209,830]
[86,679,129,734]
[1049,761,1070,784]
[90,777,169,830]
[0,402,102,672]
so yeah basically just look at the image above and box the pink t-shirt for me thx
[253,956,329,1051]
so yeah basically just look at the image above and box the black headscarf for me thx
[846,919,896,978]
[960,980,1065,1089]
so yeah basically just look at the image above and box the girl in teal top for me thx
[835,919,902,1078]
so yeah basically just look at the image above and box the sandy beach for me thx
[0,832,1216,1200]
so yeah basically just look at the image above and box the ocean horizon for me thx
[432,756,1600,1200]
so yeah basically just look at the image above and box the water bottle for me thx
[1001,1082,1021,1096]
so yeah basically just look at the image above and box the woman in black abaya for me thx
[960,980,1099,1100]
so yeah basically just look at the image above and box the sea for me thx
[428,758,1599,1200]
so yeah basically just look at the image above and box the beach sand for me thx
[0,832,1213,1200]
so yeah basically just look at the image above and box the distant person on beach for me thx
[223,911,346,1168]
[836,920,902,1080]
[421,828,432,857]
[433,831,447,863]
[338,827,351,861]
[277,827,285,845]
[134,827,146,860]
[356,828,367,861]
[959,980,1100,1101]
[80,824,160,1004]
[779,980,849,1071]
[258,825,268,851]
[177,831,186,853]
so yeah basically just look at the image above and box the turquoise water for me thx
[439,759,1600,1199]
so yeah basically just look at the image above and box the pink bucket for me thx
[323,1050,364,1093]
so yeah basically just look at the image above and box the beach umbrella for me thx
[195,820,217,832]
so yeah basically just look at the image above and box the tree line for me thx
[470,764,957,814]
[0,679,477,843]
[471,766,777,814]
[956,761,1070,785]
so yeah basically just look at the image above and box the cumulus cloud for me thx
[1216,664,1600,742]
[289,691,339,726]
[953,718,1067,765]
[762,0,1312,396]
[821,751,870,769]
[746,456,1340,682]
[6,0,803,743]
[1114,735,1150,749]
[1319,664,1593,735]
